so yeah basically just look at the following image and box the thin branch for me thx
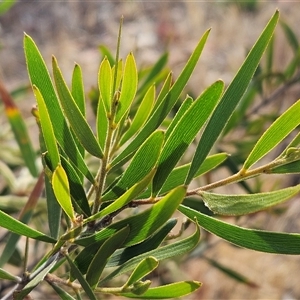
[248,70,300,116]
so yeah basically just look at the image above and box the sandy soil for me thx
[1,1,300,299]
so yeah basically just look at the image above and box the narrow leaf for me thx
[0,268,21,282]
[52,164,75,221]
[120,84,156,145]
[120,281,201,299]
[0,209,55,243]
[52,57,103,158]
[96,95,108,150]
[45,174,62,239]
[86,226,130,289]
[34,108,62,239]
[112,59,123,93]
[100,223,200,285]
[243,99,300,170]
[186,11,279,183]
[60,156,91,217]
[71,63,86,157]
[140,153,228,198]
[269,160,300,174]
[125,257,158,287]
[179,204,300,254]
[115,53,138,124]
[48,281,76,300]
[153,72,172,111]
[73,219,176,279]
[66,255,97,300]
[33,86,60,169]
[153,80,224,194]
[86,169,156,223]
[71,64,85,115]
[76,186,186,247]
[163,95,193,137]
[98,57,112,112]
[200,184,300,216]
[24,34,94,182]
[103,130,164,200]
[111,29,210,169]
[0,0,16,14]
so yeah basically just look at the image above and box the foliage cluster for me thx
[1,10,300,299]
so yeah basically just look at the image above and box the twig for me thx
[248,70,300,116]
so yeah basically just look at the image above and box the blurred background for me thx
[1,1,300,299]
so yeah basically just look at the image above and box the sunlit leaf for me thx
[200,184,300,216]
[153,80,224,194]
[115,53,138,124]
[96,95,108,150]
[111,59,123,93]
[243,99,300,170]
[86,169,156,223]
[186,11,279,184]
[60,156,91,217]
[153,72,172,111]
[33,86,60,169]
[164,96,193,136]
[125,257,158,287]
[71,64,85,116]
[52,164,75,221]
[71,63,86,158]
[140,153,228,198]
[52,57,103,158]
[103,130,164,200]
[0,0,16,15]
[111,29,211,170]
[120,84,156,145]
[98,57,112,112]
[24,34,94,182]
[120,281,201,299]
[0,209,55,243]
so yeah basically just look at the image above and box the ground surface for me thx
[1,1,300,299]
